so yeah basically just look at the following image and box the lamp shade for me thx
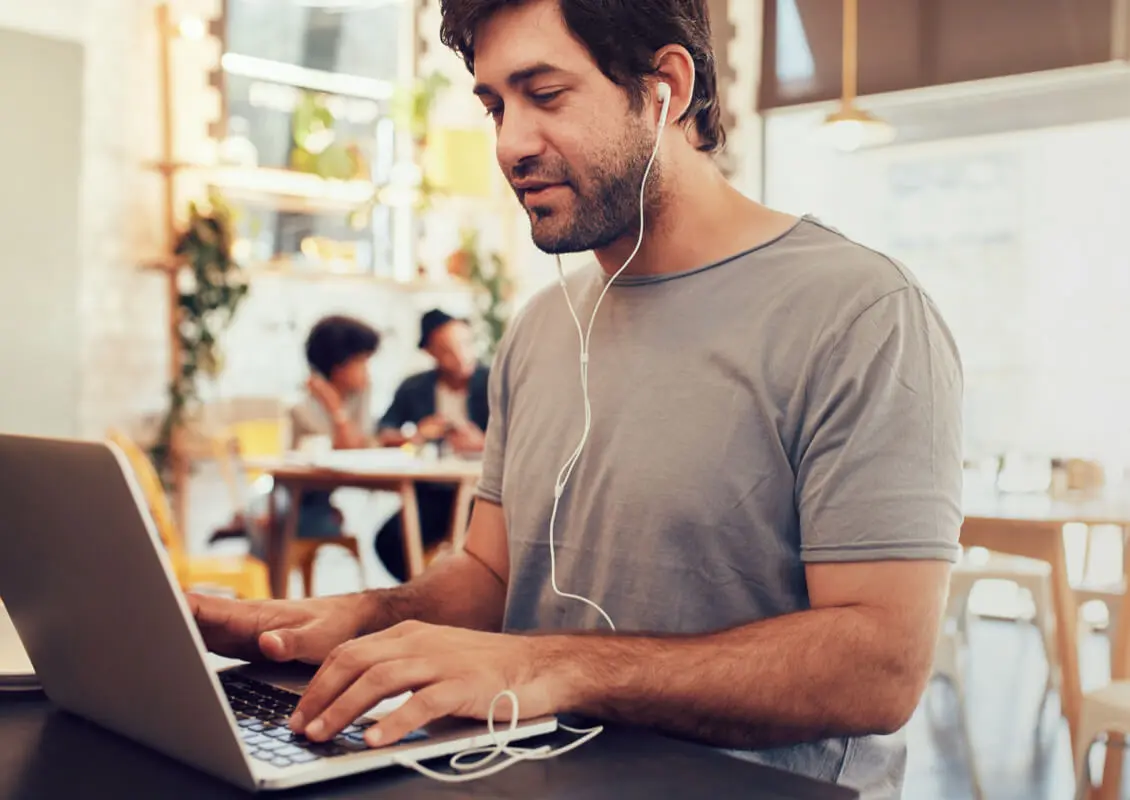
[818,106,896,153]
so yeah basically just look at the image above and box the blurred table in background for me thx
[250,450,482,597]
[961,477,1130,769]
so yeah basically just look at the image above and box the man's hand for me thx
[446,423,486,455]
[306,374,343,415]
[188,593,370,665]
[289,621,565,746]
[416,414,450,442]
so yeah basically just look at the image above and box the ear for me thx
[651,44,696,127]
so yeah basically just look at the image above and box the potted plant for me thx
[152,190,250,480]
[447,227,513,358]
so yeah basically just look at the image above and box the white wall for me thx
[764,109,1130,462]
[0,28,83,436]
[1,0,170,440]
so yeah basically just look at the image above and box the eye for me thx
[483,104,503,123]
[530,89,564,105]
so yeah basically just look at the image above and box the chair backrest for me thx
[209,417,287,516]
[104,429,186,565]
[229,418,286,464]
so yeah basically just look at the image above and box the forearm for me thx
[359,549,506,634]
[546,606,927,750]
[328,415,369,449]
[377,428,408,447]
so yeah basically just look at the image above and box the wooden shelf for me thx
[143,162,378,214]
[141,257,474,293]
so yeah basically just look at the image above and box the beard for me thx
[510,119,662,254]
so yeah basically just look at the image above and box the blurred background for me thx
[2,1,1130,797]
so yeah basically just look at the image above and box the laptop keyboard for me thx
[220,672,428,769]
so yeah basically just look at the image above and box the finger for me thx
[189,592,240,626]
[365,681,466,748]
[291,640,408,731]
[260,624,324,664]
[302,659,437,742]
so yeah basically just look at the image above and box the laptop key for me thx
[250,750,276,762]
[244,734,271,747]
[238,719,259,729]
[259,740,286,752]
[270,757,292,768]
[337,738,369,753]
[265,727,292,739]
[290,751,319,764]
[275,744,305,757]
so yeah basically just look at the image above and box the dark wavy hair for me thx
[304,315,380,378]
[439,0,726,154]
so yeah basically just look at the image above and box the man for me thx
[372,309,491,581]
[189,2,962,798]
[376,308,490,454]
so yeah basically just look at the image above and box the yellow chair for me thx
[106,429,270,599]
[212,419,365,598]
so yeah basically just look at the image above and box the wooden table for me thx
[961,485,1130,776]
[257,453,482,598]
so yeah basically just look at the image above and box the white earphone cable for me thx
[398,84,671,784]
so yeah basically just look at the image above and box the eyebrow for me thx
[473,62,567,97]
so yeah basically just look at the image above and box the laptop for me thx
[0,434,557,791]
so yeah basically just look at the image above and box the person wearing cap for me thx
[373,309,491,581]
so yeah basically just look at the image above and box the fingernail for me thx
[289,712,305,732]
[365,727,382,746]
[305,719,325,740]
[262,632,284,652]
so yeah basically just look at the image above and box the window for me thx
[216,0,408,276]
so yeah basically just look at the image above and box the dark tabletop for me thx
[0,692,858,799]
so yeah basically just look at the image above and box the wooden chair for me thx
[211,419,365,598]
[106,429,270,599]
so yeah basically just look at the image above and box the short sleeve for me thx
[475,350,508,504]
[796,287,963,563]
[476,309,529,505]
[289,399,326,449]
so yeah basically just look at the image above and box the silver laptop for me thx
[0,434,557,791]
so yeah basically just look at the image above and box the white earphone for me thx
[396,80,673,786]
[547,81,671,629]
[657,80,672,129]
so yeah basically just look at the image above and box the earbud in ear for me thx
[656,82,672,132]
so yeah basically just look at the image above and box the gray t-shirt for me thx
[476,216,963,799]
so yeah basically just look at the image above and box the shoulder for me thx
[779,216,925,323]
[290,396,328,435]
[396,370,438,394]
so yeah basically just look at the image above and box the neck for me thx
[591,151,798,278]
[439,371,469,391]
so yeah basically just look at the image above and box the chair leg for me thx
[953,672,985,800]
[298,548,316,598]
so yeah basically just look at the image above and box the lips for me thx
[517,183,567,203]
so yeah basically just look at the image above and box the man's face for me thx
[472,0,662,253]
[427,321,477,382]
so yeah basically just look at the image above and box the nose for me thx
[496,106,547,178]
